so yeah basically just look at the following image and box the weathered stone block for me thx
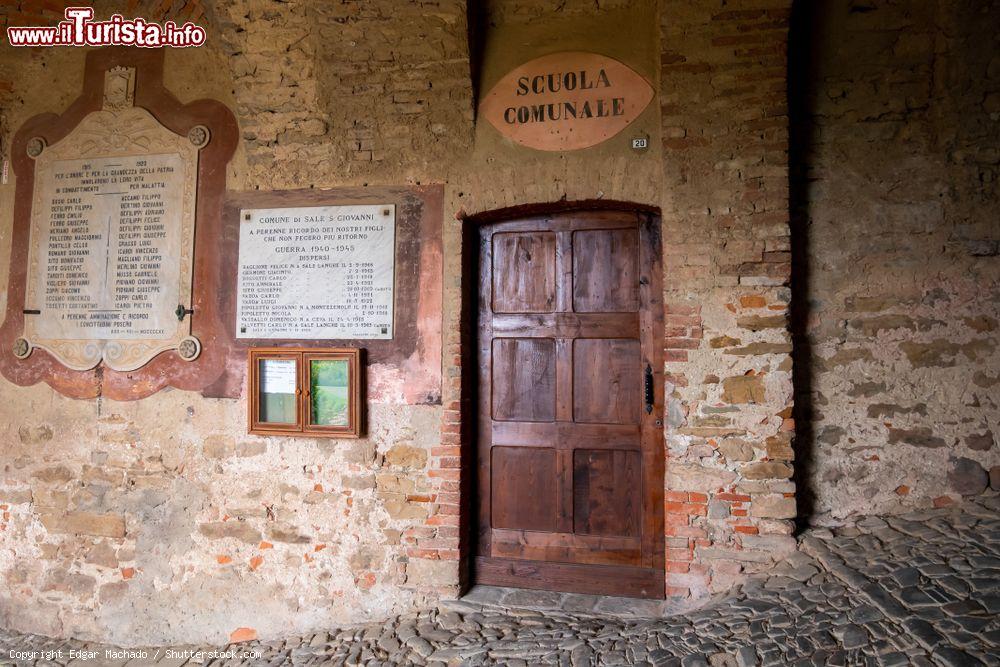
[718,438,754,462]
[342,474,376,490]
[43,569,96,597]
[750,494,796,519]
[724,342,792,356]
[765,434,794,460]
[696,546,772,564]
[84,542,118,568]
[376,473,416,495]
[1,488,32,504]
[736,314,786,331]
[965,430,994,451]
[237,440,267,457]
[757,519,794,535]
[849,315,915,335]
[343,440,379,465]
[817,425,845,445]
[203,435,236,459]
[32,466,74,483]
[900,339,995,368]
[666,463,737,492]
[406,558,456,587]
[267,524,311,544]
[948,458,988,496]
[739,480,796,494]
[739,534,797,558]
[887,427,946,449]
[710,335,741,348]
[198,521,261,544]
[742,461,793,480]
[821,348,874,368]
[867,403,928,418]
[81,466,120,485]
[846,381,886,398]
[722,375,766,404]
[18,425,53,444]
[385,444,428,469]
[707,500,729,519]
[41,511,126,538]
[383,499,430,520]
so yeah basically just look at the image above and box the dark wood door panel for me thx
[573,228,640,313]
[492,338,556,422]
[573,338,641,425]
[491,446,559,532]
[573,449,641,538]
[492,232,557,313]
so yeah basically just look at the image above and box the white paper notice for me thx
[236,205,396,339]
[259,358,297,394]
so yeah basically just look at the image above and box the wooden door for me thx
[474,210,664,598]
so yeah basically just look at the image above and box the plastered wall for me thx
[791,1,1000,521]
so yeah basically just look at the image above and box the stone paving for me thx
[2,497,998,666]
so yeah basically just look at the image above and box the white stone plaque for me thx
[236,205,396,339]
[22,67,200,371]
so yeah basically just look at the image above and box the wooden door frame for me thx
[459,200,665,598]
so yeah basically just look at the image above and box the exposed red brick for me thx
[229,627,257,643]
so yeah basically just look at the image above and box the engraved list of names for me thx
[236,205,396,339]
[31,154,184,341]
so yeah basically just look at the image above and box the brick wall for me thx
[791,1,1000,520]
[659,1,796,597]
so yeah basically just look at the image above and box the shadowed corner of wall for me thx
[466,0,489,117]
[788,0,823,530]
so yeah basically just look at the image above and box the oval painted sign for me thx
[480,51,654,152]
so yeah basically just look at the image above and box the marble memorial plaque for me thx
[21,67,200,371]
[237,205,396,339]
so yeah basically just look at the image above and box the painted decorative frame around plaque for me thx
[19,66,201,371]
[0,48,238,400]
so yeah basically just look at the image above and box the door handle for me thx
[644,364,654,414]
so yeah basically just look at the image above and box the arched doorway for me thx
[466,204,665,598]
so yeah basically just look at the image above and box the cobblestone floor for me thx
[2,498,998,666]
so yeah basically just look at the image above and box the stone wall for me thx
[791,1,1000,521]
[0,0,470,646]
[658,0,796,597]
[0,0,804,645]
